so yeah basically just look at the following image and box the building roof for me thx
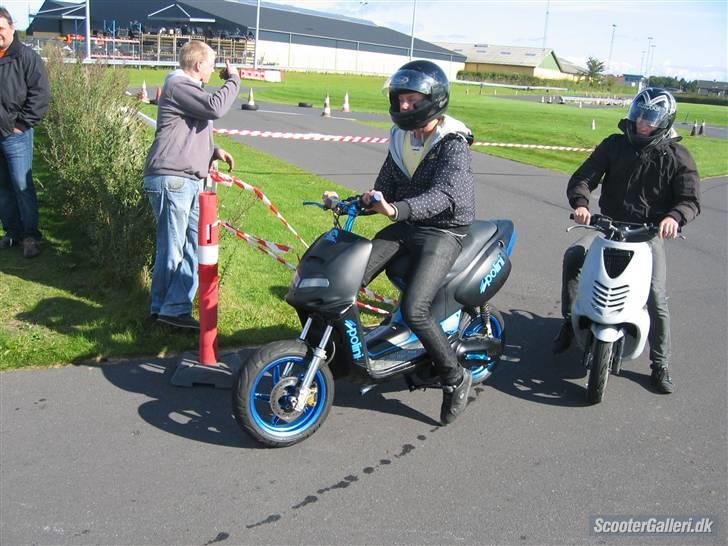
[435,42,561,69]
[555,56,587,75]
[29,0,465,61]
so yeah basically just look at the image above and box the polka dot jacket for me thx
[374,117,476,229]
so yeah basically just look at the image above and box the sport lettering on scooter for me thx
[344,319,364,359]
[480,253,506,294]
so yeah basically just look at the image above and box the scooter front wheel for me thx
[586,339,612,404]
[232,340,335,447]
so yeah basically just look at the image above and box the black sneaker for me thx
[651,367,674,394]
[440,370,473,426]
[552,320,574,354]
[157,314,200,330]
[0,235,17,249]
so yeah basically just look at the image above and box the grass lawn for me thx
[1,67,725,369]
[0,134,394,369]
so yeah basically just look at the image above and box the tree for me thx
[586,57,605,83]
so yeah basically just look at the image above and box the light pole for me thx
[84,0,91,62]
[254,0,261,68]
[606,24,616,75]
[645,37,653,75]
[542,0,550,50]
[647,43,656,83]
[409,0,417,60]
[639,50,646,75]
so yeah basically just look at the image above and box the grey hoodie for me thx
[143,69,240,179]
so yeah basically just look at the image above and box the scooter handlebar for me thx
[568,213,680,239]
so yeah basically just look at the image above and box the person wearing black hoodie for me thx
[0,7,50,258]
[552,88,701,394]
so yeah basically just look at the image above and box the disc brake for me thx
[269,377,318,422]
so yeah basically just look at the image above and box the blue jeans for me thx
[561,233,671,369]
[144,175,201,317]
[0,128,41,241]
[363,223,465,385]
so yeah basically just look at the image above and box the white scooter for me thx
[569,214,668,403]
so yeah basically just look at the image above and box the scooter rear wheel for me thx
[460,306,506,384]
[232,340,335,447]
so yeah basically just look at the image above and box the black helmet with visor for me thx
[625,87,677,147]
[384,60,449,131]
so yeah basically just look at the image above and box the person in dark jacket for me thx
[552,87,701,394]
[325,61,476,425]
[0,7,50,258]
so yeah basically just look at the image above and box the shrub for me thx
[675,94,728,107]
[39,45,154,287]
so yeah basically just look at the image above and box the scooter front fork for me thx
[292,318,333,412]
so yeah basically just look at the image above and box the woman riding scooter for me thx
[325,60,476,425]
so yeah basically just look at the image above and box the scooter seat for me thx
[386,220,499,286]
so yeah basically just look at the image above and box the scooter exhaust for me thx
[453,337,503,361]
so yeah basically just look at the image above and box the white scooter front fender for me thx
[590,324,623,343]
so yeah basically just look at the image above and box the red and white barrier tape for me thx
[212,127,593,152]
[472,141,594,152]
[361,286,398,307]
[214,128,390,144]
[210,169,310,249]
[355,300,391,315]
[220,222,292,255]
[221,221,299,271]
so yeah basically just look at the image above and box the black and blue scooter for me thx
[232,195,516,447]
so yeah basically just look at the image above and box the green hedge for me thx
[39,45,154,287]
[676,94,728,107]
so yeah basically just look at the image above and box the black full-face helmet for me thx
[624,87,677,147]
[384,60,449,130]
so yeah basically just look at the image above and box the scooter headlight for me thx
[297,277,330,289]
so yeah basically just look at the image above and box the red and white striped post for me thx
[198,189,220,366]
[171,179,238,388]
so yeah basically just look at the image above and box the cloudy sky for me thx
[5,0,726,81]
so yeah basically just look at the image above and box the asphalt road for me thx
[1,98,726,546]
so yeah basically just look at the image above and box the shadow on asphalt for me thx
[70,306,648,449]
[492,308,660,404]
[487,308,593,407]
[99,357,263,449]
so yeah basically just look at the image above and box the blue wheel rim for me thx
[463,315,504,383]
[250,356,328,439]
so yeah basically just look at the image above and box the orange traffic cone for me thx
[140,80,149,103]
[241,87,259,110]
[690,121,697,136]
[322,94,331,117]
[591,119,596,130]
[342,92,350,112]
[698,120,705,135]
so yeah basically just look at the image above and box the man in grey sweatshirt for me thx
[143,40,240,329]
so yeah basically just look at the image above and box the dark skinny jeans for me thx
[362,222,465,385]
